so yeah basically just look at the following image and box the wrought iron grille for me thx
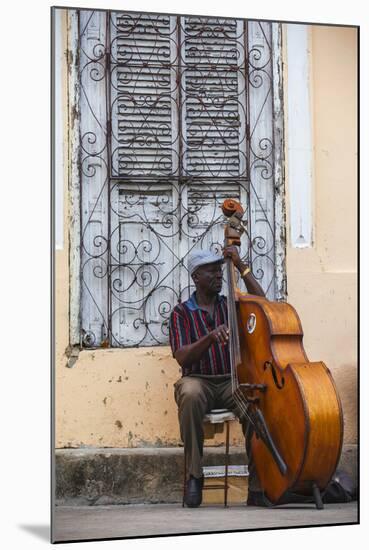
[78,10,280,348]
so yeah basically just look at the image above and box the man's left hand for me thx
[223,246,243,270]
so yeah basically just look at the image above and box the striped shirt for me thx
[169,292,231,377]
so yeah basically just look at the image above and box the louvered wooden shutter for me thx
[178,16,249,258]
[182,16,247,181]
[110,13,177,178]
[108,13,182,347]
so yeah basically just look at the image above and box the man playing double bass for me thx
[169,247,267,508]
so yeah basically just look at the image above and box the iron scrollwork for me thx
[79,10,277,347]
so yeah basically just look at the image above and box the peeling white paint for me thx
[272,23,287,301]
[68,10,81,345]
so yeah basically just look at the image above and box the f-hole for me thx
[263,361,285,389]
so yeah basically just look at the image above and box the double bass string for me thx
[226,257,238,394]
[225,257,254,426]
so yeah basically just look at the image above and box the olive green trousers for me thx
[174,375,259,491]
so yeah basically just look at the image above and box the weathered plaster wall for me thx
[55,21,357,449]
[284,25,357,442]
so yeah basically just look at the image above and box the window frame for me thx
[66,9,287,348]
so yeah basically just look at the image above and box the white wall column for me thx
[286,24,313,248]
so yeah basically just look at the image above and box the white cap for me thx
[187,250,223,276]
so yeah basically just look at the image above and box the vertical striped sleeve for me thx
[169,296,231,376]
[169,306,191,356]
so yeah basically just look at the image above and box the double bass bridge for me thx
[239,383,267,393]
[237,383,267,404]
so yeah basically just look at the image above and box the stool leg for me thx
[224,420,230,507]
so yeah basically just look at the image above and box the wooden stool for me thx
[183,408,236,507]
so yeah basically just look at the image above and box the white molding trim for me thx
[272,23,287,301]
[54,11,64,250]
[67,9,81,346]
[286,24,313,248]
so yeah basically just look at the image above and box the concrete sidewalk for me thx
[52,501,358,542]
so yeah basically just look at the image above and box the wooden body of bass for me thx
[237,293,343,504]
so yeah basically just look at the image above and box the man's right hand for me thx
[174,324,229,368]
[210,324,229,344]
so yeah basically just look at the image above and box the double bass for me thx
[222,198,343,508]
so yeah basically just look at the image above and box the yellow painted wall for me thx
[285,25,357,443]
[55,22,357,448]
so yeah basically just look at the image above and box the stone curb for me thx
[55,446,246,506]
[54,444,357,506]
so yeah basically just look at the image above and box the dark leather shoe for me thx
[184,475,204,508]
[247,490,273,507]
